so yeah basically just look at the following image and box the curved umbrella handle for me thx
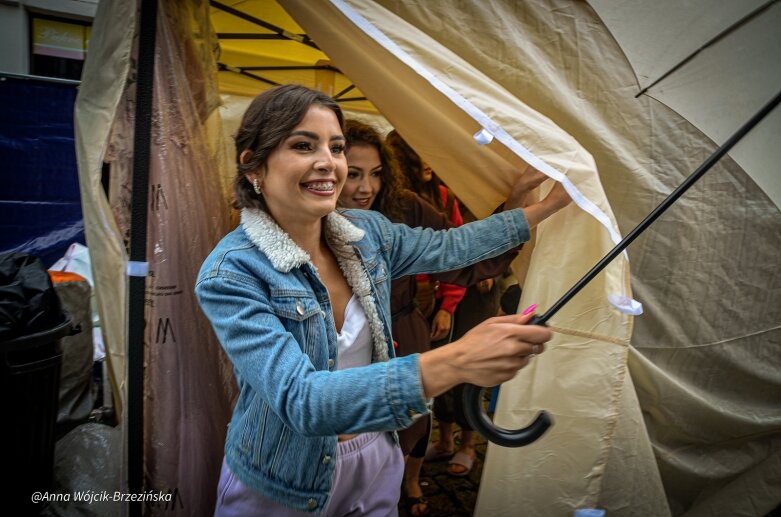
[462,384,553,447]
[462,312,553,447]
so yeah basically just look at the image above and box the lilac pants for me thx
[214,432,403,516]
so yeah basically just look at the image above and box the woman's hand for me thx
[502,165,572,228]
[418,312,552,398]
[504,166,548,211]
[541,180,571,212]
[430,309,452,341]
[521,177,572,228]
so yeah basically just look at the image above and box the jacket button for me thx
[327,358,335,369]
[296,300,305,315]
[307,498,317,509]
[322,455,332,464]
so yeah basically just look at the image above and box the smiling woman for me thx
[240,104,347,241]
[340,143,383,209]
[195,84,569,516]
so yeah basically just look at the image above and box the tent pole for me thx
[128,0,158,514]
[465,88,781,448]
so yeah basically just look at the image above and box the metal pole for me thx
[128,0,158,513]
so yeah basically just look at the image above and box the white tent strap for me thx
[127,261,150,277]
[329,0,624,248]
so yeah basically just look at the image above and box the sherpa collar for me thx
[241,208,365,273]
[240,208,389,363]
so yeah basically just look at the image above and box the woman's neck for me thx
[278,217,327,260]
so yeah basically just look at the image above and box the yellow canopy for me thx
[211,0,377,114]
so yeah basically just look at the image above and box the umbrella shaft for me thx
[539,89,781,323]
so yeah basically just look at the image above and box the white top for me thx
[336,295,372,370]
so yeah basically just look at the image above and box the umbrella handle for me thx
[463,385,552,447]
[462,313,554,447]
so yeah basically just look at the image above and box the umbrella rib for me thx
[636,0,779,97]
[210,0,320,50]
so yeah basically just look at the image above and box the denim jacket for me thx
[195,207,530,513]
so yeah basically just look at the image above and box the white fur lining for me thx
[241,209,388,362]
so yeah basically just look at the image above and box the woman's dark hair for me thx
[385,129,445,212]
[233,84,345,210]
[343,120,408,222]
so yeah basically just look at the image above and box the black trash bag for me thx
[0,252,63,342]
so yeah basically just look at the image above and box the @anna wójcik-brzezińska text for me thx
[32,490,174,505]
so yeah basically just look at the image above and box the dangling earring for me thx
[252,178,262,195]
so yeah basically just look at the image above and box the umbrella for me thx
[589,0,781,208]
[463,0,781,448]
[464,88,781,447]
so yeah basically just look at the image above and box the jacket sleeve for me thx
[195,271,430,437]
[351,206,530,282]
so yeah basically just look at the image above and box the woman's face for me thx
[247,105,347,227]
[340,143,383,210]
[421,161,434,183]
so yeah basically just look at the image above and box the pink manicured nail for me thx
[521,303,538,316]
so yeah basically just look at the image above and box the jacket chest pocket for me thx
[364,261,390,309]
[269,292,326,360]
[361,253,388,287]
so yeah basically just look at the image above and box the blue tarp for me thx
[0,76,85,267]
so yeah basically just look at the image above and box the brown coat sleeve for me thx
[396,191,520,287]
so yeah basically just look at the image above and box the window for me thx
[29,13,91,80]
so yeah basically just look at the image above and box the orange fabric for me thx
[49,270,87,284]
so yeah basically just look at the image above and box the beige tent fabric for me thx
[74,0,134,425]
[79,1,237,513]
[597,369,672,516]
[74,0,135,503]
[284,2,622,238]
[282,1,648,515]
[347,1,781,515]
